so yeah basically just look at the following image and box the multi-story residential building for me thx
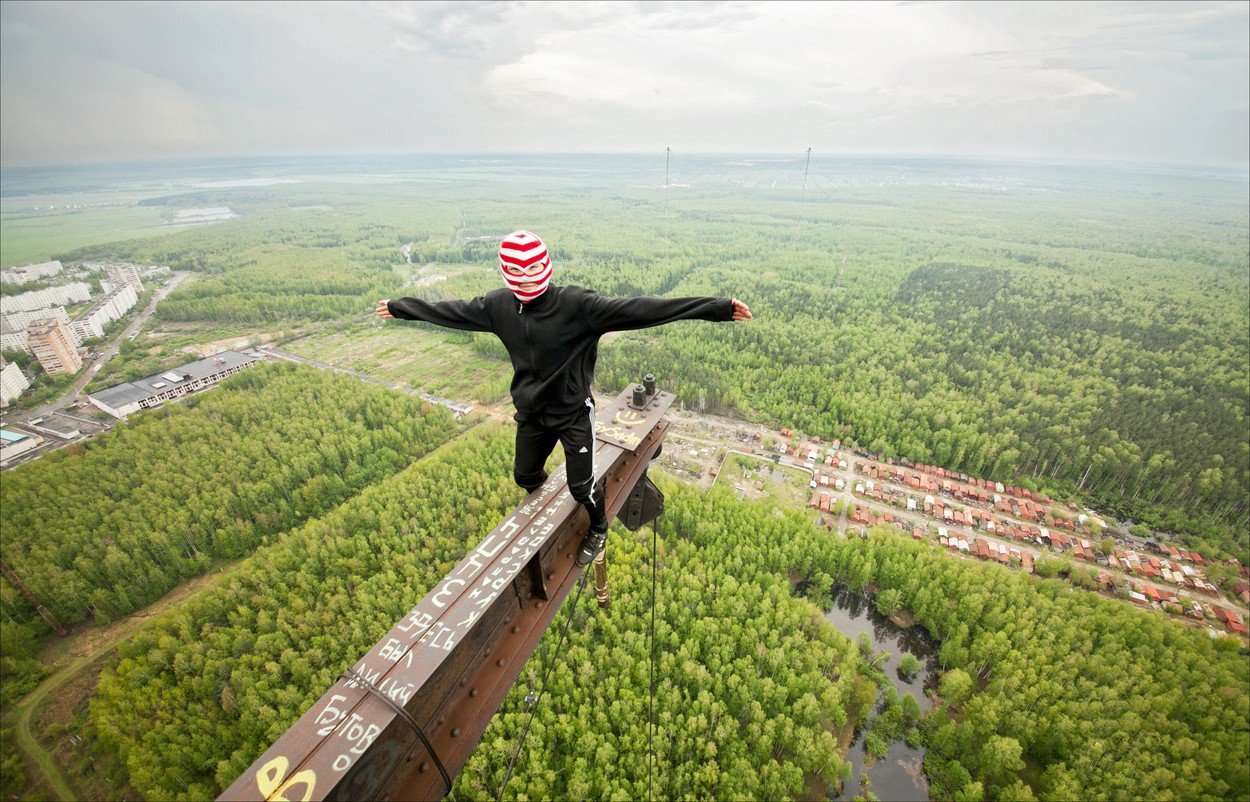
[68,284,138,342]
[1,317,31,354]
[1,306,70,332]
[0,283,91,313]
[0,260,63,284]
[84,261,145,293]
[27,318,82,376]
[104,263,144,293]
[0,357,31,407]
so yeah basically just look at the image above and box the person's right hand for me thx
[375,299,393,319]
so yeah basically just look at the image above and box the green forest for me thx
[66,168,1249,563]
[0,363,461,704]
[85,429,870,799]
[3,159,1247,802]
[808,521,1248,801]
[74,438,1250,801]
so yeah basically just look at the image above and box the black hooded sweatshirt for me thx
[387,286,733,421]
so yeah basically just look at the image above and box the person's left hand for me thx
[731,299,753,321]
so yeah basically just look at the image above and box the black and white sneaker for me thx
[576,522,609,566]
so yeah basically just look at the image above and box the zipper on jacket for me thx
[519,300,537,375]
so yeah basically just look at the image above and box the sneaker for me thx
[576,522,609,566]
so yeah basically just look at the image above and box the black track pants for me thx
[514,400,605,530]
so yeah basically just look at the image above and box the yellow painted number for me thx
[257,755,317,801]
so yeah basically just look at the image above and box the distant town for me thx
[1,259,165,397]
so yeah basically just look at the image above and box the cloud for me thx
[1,0,1246,166]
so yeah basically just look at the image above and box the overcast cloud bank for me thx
[1,1,1246,167]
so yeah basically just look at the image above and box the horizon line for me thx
[2,150,1248,176]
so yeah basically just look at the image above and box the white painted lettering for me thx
[431,577,466,608]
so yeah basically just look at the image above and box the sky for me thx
[1,1,1247,168]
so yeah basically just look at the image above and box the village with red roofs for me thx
[658,410,1250,642]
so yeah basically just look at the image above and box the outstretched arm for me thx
[376,297,493,333]
[583,291,752,334]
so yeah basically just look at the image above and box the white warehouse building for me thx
[89,350,259,419]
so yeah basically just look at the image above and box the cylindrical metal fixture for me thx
[643,373,656,396]
[593,550,609,608]
[631,384,647,408]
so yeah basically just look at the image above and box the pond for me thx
[825,585,939,801]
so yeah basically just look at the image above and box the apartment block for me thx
[0,357,31,406]
[0,283,91,314]
[27,318,82,376]
[0,260,64,284]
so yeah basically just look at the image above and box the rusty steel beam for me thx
[221,385,674,802]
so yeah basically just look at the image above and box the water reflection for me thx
[823,585,939,802]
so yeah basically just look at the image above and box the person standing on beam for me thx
[377,230,752,565]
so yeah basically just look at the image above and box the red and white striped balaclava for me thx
[499,230,552,303]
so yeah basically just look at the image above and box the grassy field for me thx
[282,323,512,403]
[0,206,173,267]
[718,452,811,509]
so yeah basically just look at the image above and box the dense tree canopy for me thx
[82,453,1248,800]
[75,171,1249,560]
[797,524,1249,801]
[87,431,869,800]
[1,362,461,632]
[25,164,1243,799]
